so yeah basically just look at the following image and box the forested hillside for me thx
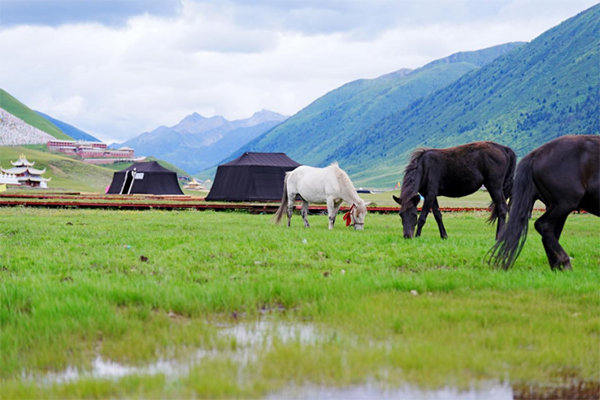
[331,4,599,187]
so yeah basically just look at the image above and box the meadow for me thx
[0,207,598,399]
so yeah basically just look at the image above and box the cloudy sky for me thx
[0,0,596,143]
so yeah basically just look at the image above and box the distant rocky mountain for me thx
[120,110,288,173]
[36,111,100,142]
[222,42,524,170]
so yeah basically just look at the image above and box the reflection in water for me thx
[31,351,213,384]
[24,320,597,400]
[267,383,514,400]
[221,320,320,347]
[32,321,316,384]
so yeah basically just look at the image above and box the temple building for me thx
[183,178,206,191]
[1,154,51,188]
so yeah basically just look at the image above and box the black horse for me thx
[489,135,599,270]
[393,141,516,239]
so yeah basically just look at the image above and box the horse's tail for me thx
[273,174,289,225]
[487,155,538,269]
[488,146,517,224]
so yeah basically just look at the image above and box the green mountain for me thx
[0,89,73,141]
[223,42,524,169]
[329,4,599,187]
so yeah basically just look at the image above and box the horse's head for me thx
[352,201,371,230]
[393,194,420,238]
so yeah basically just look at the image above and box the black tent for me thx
[107,161,184,195]
[206,152,301,201]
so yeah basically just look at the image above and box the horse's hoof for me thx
[563,261,573,271]
[551,261,573,271]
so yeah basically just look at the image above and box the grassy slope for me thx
[218,43,523,174]
[0,89,73,140]
[0,146,113,192]
[0,209,598,398]
[331,5,600,187]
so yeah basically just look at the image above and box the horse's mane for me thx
[399,148,428,205]
[329,162,362,203]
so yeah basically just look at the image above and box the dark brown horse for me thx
[393,141,516,239]
[489,135,599,270]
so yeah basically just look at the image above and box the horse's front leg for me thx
[431,199,448,239]
[327,198,343,229]
[301,200,310,228]
[416,195,434,237]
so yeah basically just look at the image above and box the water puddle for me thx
[268,381,600,400]
[29,320,319,384]
[22,320,598,400]
[28,351,215,384]
[268,383,514,400]
[221,320,320,348]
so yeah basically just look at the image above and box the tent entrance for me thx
[121,171,135,194]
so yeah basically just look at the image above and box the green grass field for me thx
[0,208,598,399]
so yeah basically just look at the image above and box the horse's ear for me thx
[412,194,421,204]
[364,201,372,207]
[392,195,401,205]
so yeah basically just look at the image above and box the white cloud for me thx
[0,0,596,143]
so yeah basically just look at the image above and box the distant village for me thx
[46,139,140,164]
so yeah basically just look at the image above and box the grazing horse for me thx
[489,135,599,270]
[393,141,516,239]
[274,163,371,230]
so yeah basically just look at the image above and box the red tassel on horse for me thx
[343,204,355,227]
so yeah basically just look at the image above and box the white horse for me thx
[273,163,371,230]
